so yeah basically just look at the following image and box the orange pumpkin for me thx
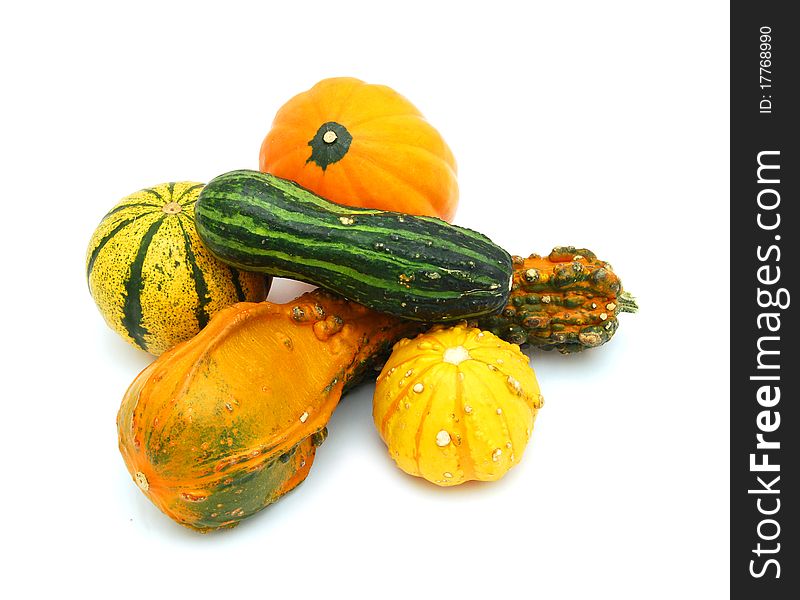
[259,77,459,221]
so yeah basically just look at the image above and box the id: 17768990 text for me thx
[759,26,773,114]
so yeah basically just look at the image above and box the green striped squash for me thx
[195,170,512,321]
[86,182,271,355]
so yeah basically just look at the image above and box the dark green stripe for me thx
[228,266,247,302]
[120,216,166,350]
[101,202,160,220]
[178,183,205,205]
[178,220,211,330]
[142,187,165,203]
[167,182,175,198]
[87,215,146,281]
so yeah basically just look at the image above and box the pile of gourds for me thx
[87,77,637,531]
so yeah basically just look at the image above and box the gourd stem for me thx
[617,291,639,314]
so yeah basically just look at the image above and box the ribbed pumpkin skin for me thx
[195,170,512,322]
[118,289,420,531]
[86,182,270,355]
[259,77,458,221]
[475,247,637,353]
[374,324,543,486]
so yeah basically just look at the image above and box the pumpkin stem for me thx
[617,291,639,314]
[307,121,352,171]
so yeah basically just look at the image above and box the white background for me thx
[1,1,729,598]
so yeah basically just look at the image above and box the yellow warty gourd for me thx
[373,324,544,486]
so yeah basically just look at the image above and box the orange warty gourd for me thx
[476,247,639,353]
[259,77,459,221]
[117,289,420,531]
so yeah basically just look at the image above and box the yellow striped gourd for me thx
[86,182,270,355]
